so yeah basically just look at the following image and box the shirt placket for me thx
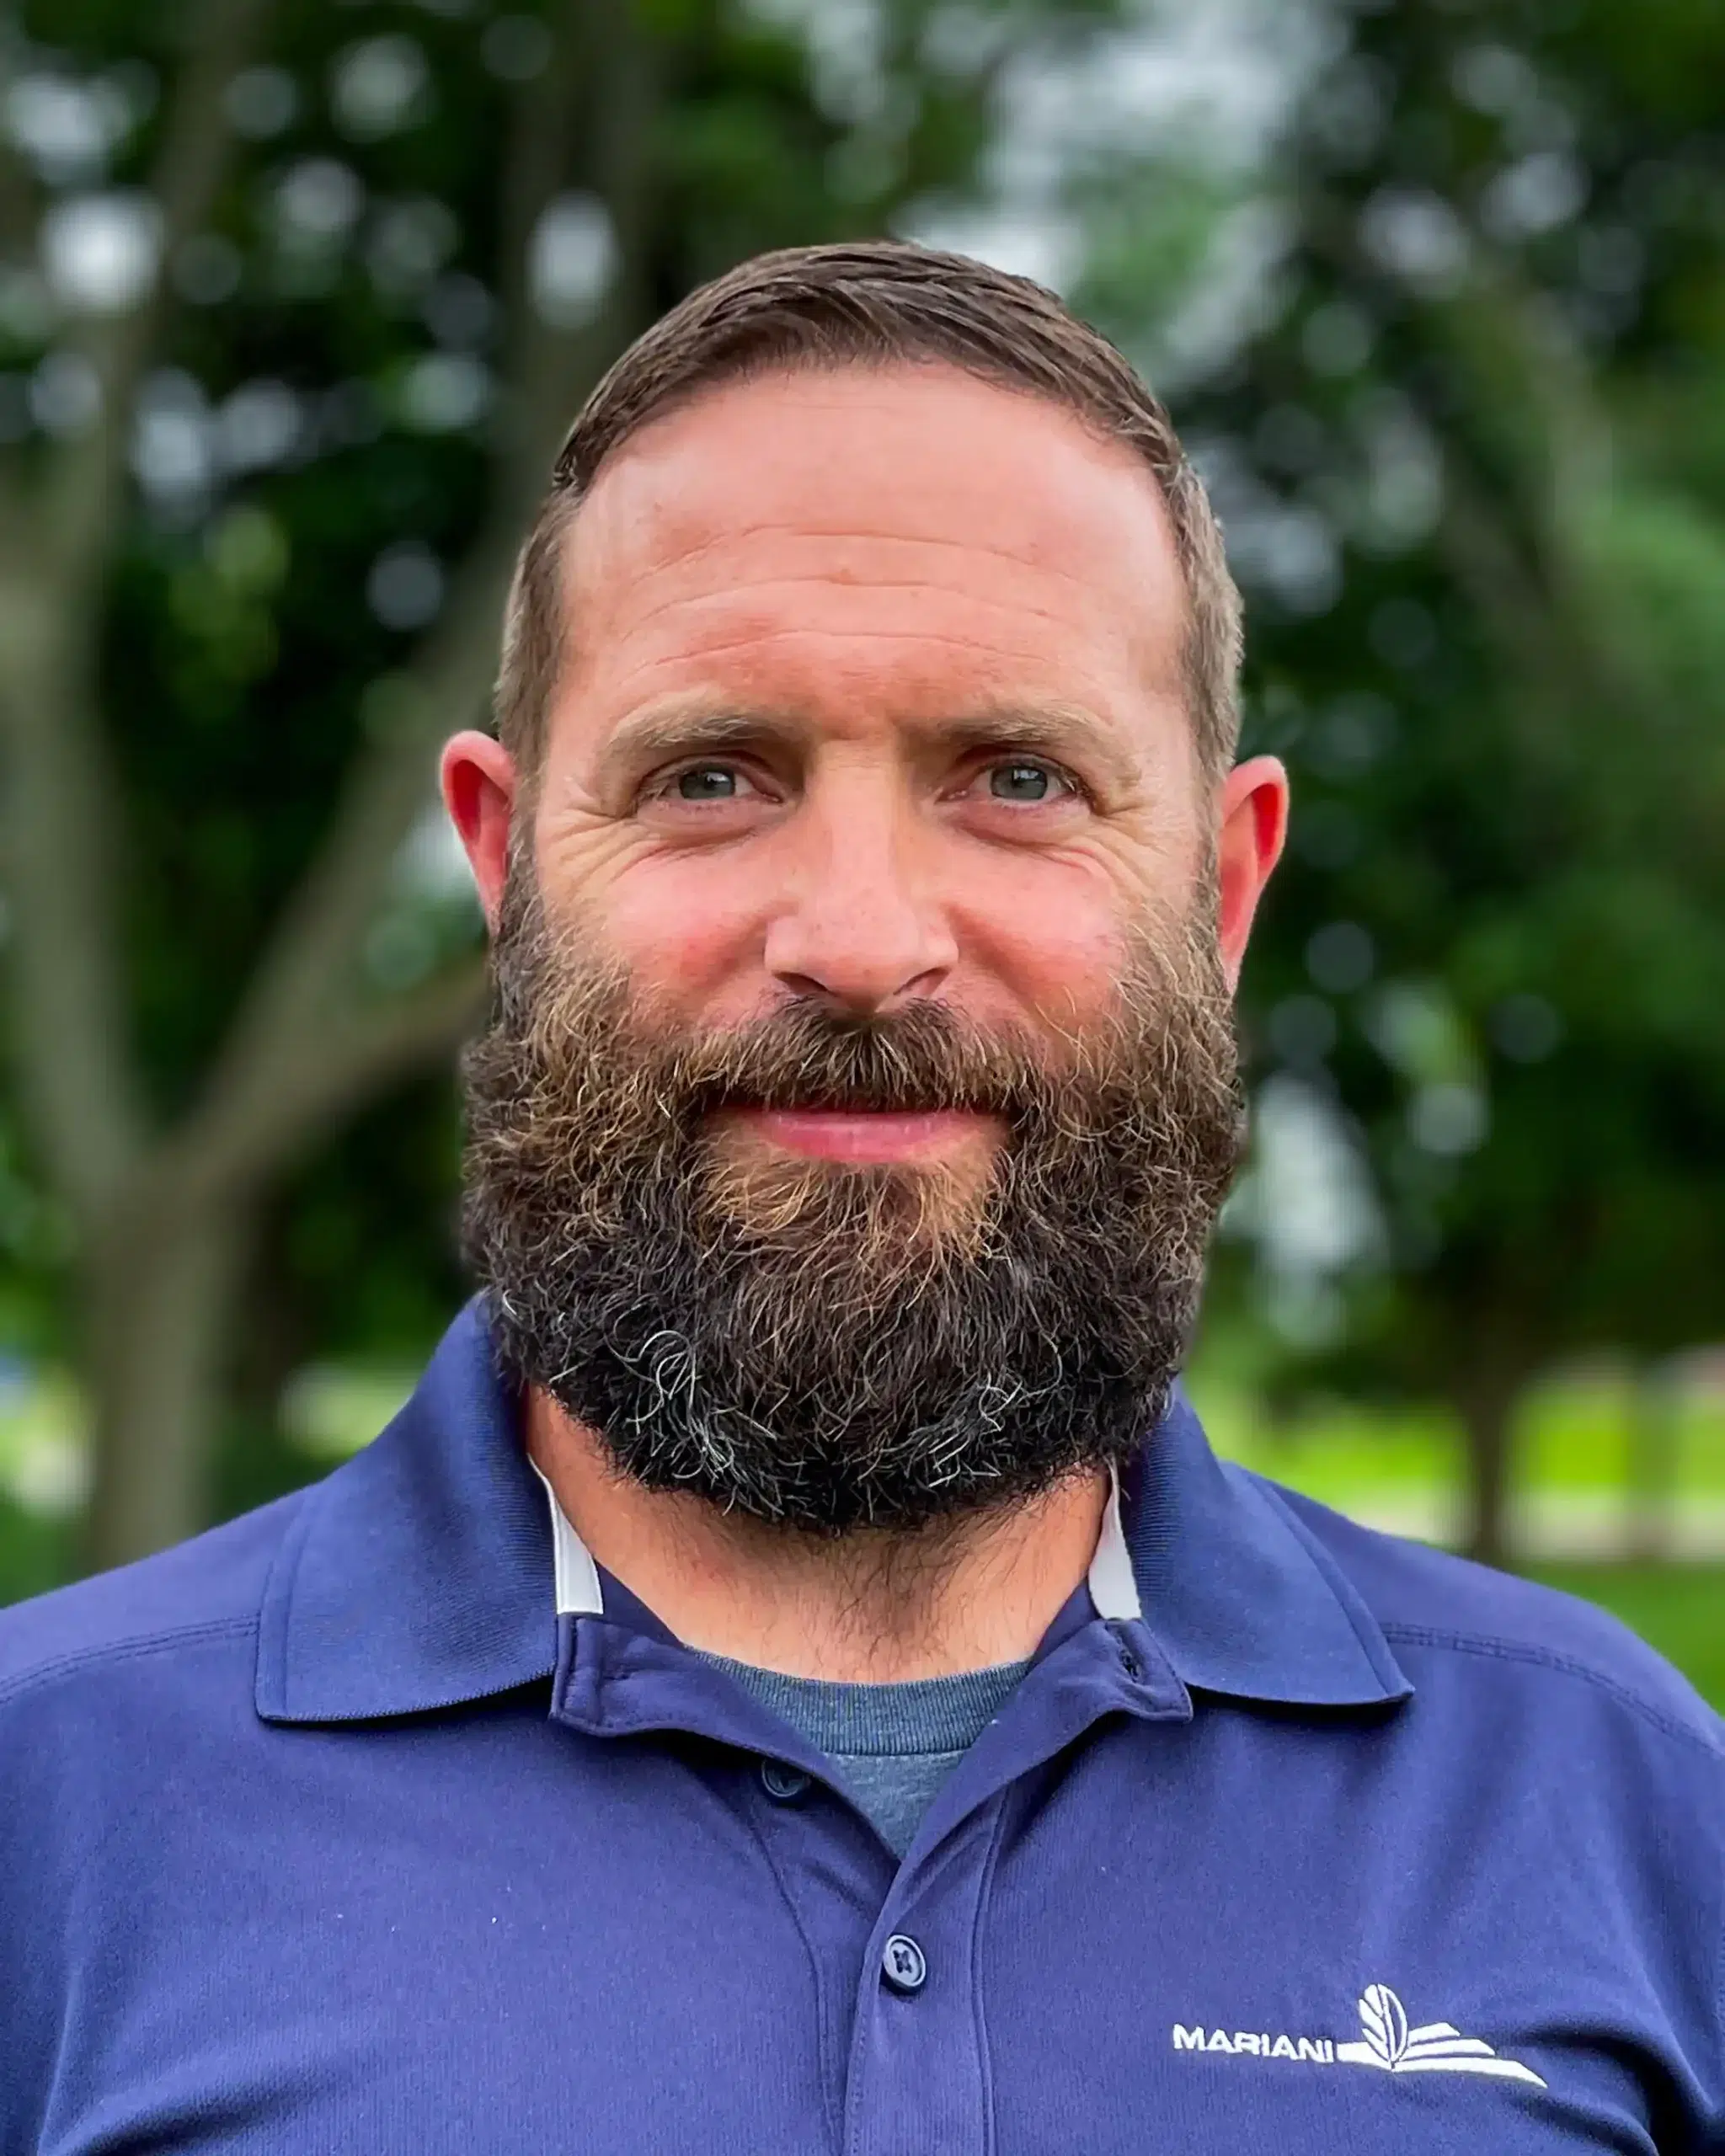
[836,1618,1190,2156]
[549,1593,1188,2156]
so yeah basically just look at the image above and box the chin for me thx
[700,1124,1001,1258]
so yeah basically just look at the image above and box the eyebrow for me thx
[934,704,1140,792]
[600,700,801,776]
[597,695,1142,794]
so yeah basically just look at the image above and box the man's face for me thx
[540,365,1252,1104]
[446,361,1286,1533]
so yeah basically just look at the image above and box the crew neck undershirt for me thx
[695,1652,1034,1859]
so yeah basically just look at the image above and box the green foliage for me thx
[1150,0,1725,1511]
[0,1494,71,1605]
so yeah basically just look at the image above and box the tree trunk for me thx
[1458,1365,1523,1569]
[81,1198,250,1574]
[1626,1361,1682,1563]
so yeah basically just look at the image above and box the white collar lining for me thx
[535,1457,1140,1625]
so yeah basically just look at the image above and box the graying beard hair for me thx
[462,867,1244,1535]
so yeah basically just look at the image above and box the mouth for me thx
[712,1104,1006,1166]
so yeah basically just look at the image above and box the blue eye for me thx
[989,761,1057,802]
[675,766,738,800]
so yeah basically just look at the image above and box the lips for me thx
[716,1104,1003,1166]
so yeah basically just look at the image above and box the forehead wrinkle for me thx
[588,572,1116,654]
[611,622,1139,679]
[563,425,1194,718]
[564,536,1145,666]
[575,513,1141,606]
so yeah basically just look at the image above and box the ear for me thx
[1215,755,1289,990]
[440,730,519,932]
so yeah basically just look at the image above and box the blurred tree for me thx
[1090,0,1725,1561]
[0,0,1118,1572]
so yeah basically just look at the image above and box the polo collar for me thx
[256,1300,1410,1725]
[1119,1391,1413,1707]
[256,1302,558,1722]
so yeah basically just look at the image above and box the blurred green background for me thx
[0,0,1720,1701]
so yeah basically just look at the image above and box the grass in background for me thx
[1188,1360,1725,1504]
[1188,1341,1725,1709]
[0,1495,71,1606]
[1530,1565,1725,1711]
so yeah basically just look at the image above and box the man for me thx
[2,243,1720,2153]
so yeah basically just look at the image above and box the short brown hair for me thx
[494,241,1242,785]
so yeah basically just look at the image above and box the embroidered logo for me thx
[1172,1984,1546,2089]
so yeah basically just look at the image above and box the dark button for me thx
[881,1933,927,1993]
[759,1758,810,1801]
[1119,1649,1142,1680]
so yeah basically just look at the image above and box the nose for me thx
[762,778,957,1016]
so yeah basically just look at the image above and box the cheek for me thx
[531,771,777,1020]
[583,851,773,1015]
[946,855,1136,1027]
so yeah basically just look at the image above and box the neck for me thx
[525,1389,1110,1683]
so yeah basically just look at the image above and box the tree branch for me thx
[0,0,272,1225]
[169,956,489,1205]
[179,0,663,1183]
[0,42,41,269]
[47,0,274,598]
[0,589,142,1216]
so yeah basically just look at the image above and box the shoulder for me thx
[1261,1473,1725,1760]
[0,1488,309,1709]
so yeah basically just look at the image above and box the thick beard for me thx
[462,874,1245,1537]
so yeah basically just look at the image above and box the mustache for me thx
[497,909,1209,1150]
[665,1000,1057,1125]
[499,941,1118,1143]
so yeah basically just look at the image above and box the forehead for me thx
[555,362,1190,740]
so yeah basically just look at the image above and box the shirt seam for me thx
[1714,1833,1725,2132]
[1707,1837,1725,2138]
[970,1794,1012,2156]
[0,1617,257,1711]
[257,1476,318,1716]
[1380,1623,1725,1759]
[734,1774,848,2156]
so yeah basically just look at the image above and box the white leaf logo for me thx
[1359,1985,1409,2068]
[1174,1981,1548,2090]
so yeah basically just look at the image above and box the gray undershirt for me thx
[697,1652,1033,1859]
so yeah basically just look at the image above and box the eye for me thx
[985,760,1074,803]
[668,767,737,802]
[649,762,756,803]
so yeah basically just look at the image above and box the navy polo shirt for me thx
[3,1304,1722,2153]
